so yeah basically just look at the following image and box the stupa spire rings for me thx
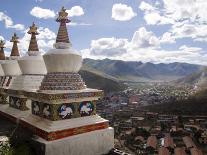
[27,22,39,55]
[55,7,71,47]
[10,33,20,57]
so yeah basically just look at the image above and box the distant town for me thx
[97,84,207,155]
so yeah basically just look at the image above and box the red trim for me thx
[0,110,109,141]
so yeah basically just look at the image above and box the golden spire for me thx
[10,33,20,57]
[56,7,71,44]
[0,40,6,60]
[27,22,39,54]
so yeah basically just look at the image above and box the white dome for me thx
[18,54,47,75]
[2,60,22,76]
[43,45,82,73]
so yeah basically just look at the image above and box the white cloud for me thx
[112,3,137,21]
[90,37,128,56]
[162,0,207,23]
[160,32,175,44]
[0,12,25,31]
[68,22,92,26]
[139,1,156,12]
[131,27,159,48]
[81,26,207,65]
[37,27,56,40]
[143,12,161,25]
[139,0,207,43]
[179,45,202,53]
[139,1,174,25]
[30,7,55,19]
[67,6,84,17]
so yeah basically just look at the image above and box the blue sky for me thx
[0,0,207,65]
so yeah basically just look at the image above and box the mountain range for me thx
[81,58,204,83]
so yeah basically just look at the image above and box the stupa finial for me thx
[10,33,19,43]
[56,6,71,44]
[27,22,39,55]
[28,22,39,35]
[0,40,6,60]
[10,33,20,57]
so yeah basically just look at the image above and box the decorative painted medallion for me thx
[78,101,94,117]
[58,103,74,119]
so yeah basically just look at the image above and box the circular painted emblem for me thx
[58,104,74,119]
[78,101,94,117]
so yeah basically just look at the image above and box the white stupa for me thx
[22,7,114,155]
[10,23,47,91]
[1,33,21,89]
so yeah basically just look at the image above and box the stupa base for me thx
[32,127,114,155]
[0,104,111,141]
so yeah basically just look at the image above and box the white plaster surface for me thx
[43,48,82,73]
[1,60,22,76]
[0,104,31,119]
[9,75,44,91]
[0,65,4,76]
[18,55,47,75]
[37,127,114,155]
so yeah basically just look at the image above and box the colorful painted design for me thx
[9,96,28,111]
[31,99,96,121]
[25,90,103,101]
[78,101,94,117]
[58,104,74,119]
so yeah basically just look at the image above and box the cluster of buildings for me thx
[96,84,194,125]
[102,109,207,155]
[97,88,207,154]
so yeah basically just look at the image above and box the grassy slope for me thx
[79,70,126,93]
